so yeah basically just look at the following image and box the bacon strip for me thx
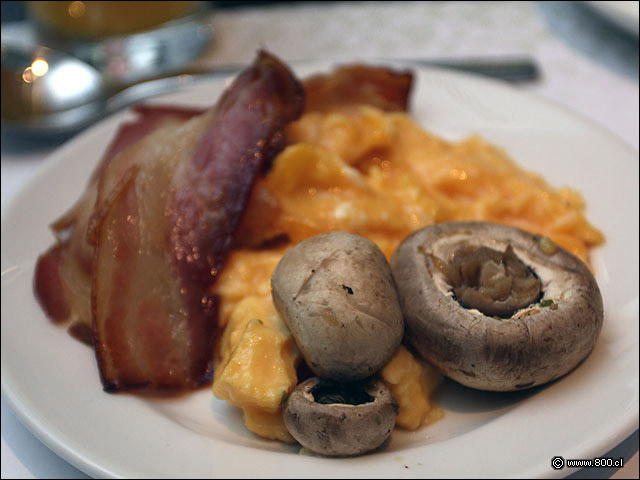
[304,64,413,112]
[100,105,205,175]
[92,51,304,391]
[34,106,201,334]
[34,243,71,323]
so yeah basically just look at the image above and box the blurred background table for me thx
[2,1,638,478]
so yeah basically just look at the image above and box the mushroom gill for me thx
[283,377,398,456]
[432,244,542,317]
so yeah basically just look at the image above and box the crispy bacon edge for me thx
[304,64,413,112]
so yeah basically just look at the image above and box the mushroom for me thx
[283,377,399,456]
[390,221,604,391]
[271,232,404,382]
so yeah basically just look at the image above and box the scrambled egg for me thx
[212,105,603,442]
[212,249,299,442]
[380,346,444,429]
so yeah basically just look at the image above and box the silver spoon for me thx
[1,43,539,137]
[0,43,239,136]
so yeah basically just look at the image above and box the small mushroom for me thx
[390,221,604,391]
[283,377,398,456]
[271,232,404,382]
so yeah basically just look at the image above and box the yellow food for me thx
[212,250,301,441]
[213,317,298,413]
[242,407,296,444]
[380,346,444,429]
[212,104,604,443]
[269,106,603,261]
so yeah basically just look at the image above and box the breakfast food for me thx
[271,232,403,382]
[303,64,412,112]
[93,52,302,391]
[271,231,404,455]
[210,62,603,441]
[210,64,448,443]
[283,377,399,456]
[33,104,205,345]
[33,50,605,454]
[391,222,604,391]
[35,50,305,390]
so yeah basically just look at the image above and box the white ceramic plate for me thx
[2,61,638,478]
[587,1,640,36]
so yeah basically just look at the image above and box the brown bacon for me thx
[34,243,71,323]
[304,64,413,112]
[33,106,201,334]
[99,105,205,177]
[92,51,304,391]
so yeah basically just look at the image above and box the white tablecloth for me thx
[2,2,638,478]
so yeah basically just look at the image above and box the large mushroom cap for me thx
[391,221,604,391]
[283,377,398,456]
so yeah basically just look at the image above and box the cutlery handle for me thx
[414,57,540,83]
[105,66,245,113]
[107,57,540,113]
[154,58,541,83]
